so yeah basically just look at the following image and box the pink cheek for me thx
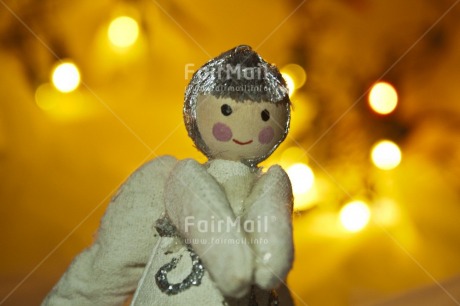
[258,126,274,144]
[212,122,233,142]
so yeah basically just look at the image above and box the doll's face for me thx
[196,95,289,162]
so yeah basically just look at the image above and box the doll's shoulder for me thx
[167,158,207,174]
[125,157,209,190]
[102,156,180,233]
[111,155,178,199]
[255,164,292,192]
[134,155,179,175]
[260,164,290,180]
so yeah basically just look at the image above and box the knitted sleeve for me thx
[164,158,253,298]
[243,165,294,289]
[42,155,177,306]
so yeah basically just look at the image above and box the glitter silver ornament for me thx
[154,216,205,295]
[154,245,205,295]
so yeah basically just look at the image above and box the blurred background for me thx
[1,0,460,305]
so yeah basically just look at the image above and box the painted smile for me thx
[232,139,253,145]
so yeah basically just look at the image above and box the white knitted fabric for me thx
[43,157,294,306]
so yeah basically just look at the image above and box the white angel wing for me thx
[43,155,177,306]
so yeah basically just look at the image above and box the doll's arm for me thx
[164,159,253,298]
[243,165,294,289]
[43,156,177,306]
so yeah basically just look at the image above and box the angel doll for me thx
[43,45,294,305]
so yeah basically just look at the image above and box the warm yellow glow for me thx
[281,72,295,97]
[279,149,316,211]
[374,198,400,226]
[108,16,139,48]
[287,163,316,211]
[51,62,81,93]
[280,147,307,165]
[281,64,307,89]
[35,83,57,110]
[34,82,96,120]
[339,200,371,232]
[287,163,315,195]
[368,82,398,115]
[371,140,402,170]
[294,185,319,211]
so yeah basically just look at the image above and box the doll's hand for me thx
[164,159,253,297]
[243,165,294,289]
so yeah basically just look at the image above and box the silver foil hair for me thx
[183,45,291,167]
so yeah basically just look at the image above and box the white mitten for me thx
[244,165,294,289]
[164,159,253,298]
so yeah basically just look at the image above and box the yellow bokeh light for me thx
[281,64,307,89]
[51,61,81,93]
[339,200,371,232]
[374,198,401,226]
[280,147,307,166]
[287,163,316,211]
[368,82,398,115]
[371,140,402,170]
[286,163,315,195]
[281,72,295,97]
[34,82,95,120]
[108,16,139,48]
[35,83,57,110]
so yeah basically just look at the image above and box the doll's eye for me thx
[221,104,232,116]
[261,109,270,121]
